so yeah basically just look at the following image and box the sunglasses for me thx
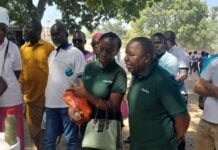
[73,39,83,44]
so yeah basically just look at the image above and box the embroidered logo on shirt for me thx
[103,80,112,84]
[141,88,150,94]
[85,75,92,80]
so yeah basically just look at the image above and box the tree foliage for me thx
[0,0,160,32]
[127,0,217,50]
[210,6,218,21]
[0,0,51,26]
[53,0,161,33]
[96,20,128,40]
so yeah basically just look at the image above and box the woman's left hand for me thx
[68,107,83,121]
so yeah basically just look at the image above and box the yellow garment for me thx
[19,39,54,107]
[19,39,54,138]
[25,104,44,143]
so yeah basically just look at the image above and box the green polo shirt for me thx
[83,61,127,120]
[128,63,187,150]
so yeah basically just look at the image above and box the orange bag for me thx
[64,89,92,125]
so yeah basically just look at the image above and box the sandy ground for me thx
[24,71,202,150]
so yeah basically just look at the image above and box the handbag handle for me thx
[94,101,109,121]
[0,41,9,76]
[93,101,118,129]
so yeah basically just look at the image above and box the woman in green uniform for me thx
[70,32,127,149]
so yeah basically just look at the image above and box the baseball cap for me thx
[0,7,9,26]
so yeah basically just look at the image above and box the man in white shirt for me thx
[164,31,189,150]
[44,22,86,149]
[0,7,24,150]
[193,56,218,150]
[165,31,189,102]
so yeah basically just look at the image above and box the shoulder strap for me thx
[0,41,10,76]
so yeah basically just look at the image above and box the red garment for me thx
[92,33,102,41]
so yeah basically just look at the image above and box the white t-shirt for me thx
[159,51,179,76]
[45,45,86,108]
[0,38,22,107]
[168,46,189,69]
[201,58,218,124]
[169,46,189,95]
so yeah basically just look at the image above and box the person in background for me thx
[151,32,179,76]
[73,31,93,63]
[188,52,193,74]
[164,31,190,150]
[164,31,189,89]
[7,30,17,45]
[19,20,54,150]
[0,7,24,150]
[70,32,127,149]
[199,51,208,73]
[124,37,190,150]
[193,55,218,150]
[192,50,200,75]
[91,32,102,60]
[44,22,86,150]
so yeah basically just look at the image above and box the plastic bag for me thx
[64,89,92,125]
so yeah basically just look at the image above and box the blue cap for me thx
[65,68,73,77]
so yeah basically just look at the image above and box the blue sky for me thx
[207,0,218,8]
[33,0,218,27]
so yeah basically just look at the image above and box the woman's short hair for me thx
[99,32,122,52]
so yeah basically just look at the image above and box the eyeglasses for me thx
[73,39,83,44]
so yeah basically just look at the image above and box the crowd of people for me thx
[1,6,218,150]
[188,50,210,76]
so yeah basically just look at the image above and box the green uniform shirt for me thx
[128,63,187,150]
[83,61,127,120]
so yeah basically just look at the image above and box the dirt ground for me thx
[24,72,202,150]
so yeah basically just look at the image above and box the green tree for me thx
[96,20,127,39]
[0,0,160,32]
[210,6,218,21]
[127,0,216,50]
[209,6,218,50]
[0,0,51,26]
